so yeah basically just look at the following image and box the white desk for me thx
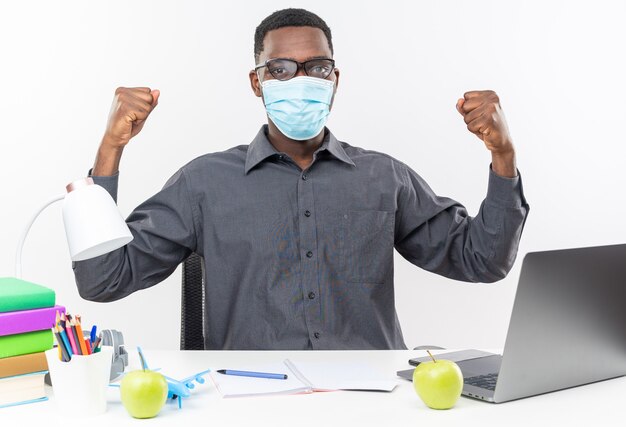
[2,349,623,426]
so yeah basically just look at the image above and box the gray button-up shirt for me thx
[74,125,529,350]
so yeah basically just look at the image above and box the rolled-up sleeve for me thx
[394,165,529,283]
[72,169,198,301]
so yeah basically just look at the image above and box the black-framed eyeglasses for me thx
[254,58,335,81]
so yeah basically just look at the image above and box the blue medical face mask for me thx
[261,76,335,141]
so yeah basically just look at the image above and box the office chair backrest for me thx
[180,252,206,350]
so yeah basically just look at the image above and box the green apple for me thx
[120,369,168,419]
[412,352,463,410]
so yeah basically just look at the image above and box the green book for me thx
[0,277,55,313]
[0,330,53,359]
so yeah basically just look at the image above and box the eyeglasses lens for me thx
[266,59,334,81]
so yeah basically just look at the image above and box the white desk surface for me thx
[2,348,623,426]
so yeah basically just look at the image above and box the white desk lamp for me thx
[7,177,132,381]
[14,177,133,278]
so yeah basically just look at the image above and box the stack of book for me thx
[0,277,65,408]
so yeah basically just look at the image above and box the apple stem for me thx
[426,350,437,363]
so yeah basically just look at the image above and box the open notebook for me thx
[210,359,398,398]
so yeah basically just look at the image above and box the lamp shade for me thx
[62,178,133,261]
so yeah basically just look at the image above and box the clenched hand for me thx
[456,90,517,178]
[103,87,160,147]
[93,87,160,176]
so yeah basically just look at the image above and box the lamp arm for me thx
[15,193,65,278]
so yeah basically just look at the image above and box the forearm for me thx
[491,148,517,179]
[462,199,527,282]
[72,168,197,302]
[73,248,134,302]
[73,213,192,302]
[402,207,527,283]
[454,169,528,282]
[396,167,529,283]
[73,169,134,301]
[92,137,124,176]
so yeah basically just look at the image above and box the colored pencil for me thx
[52,324,70,362]
[62,313,79,355]
[74,315,89,356]
[56,325,73,362]
[67,315,83,355]
[53,324,63,361]
[84,338,93,355]
[57,325,73,358]
[92,335,102,353]
[55,317,73,358]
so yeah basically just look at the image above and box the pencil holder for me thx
[45,345,113,417]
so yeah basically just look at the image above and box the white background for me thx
[1,0,624,350]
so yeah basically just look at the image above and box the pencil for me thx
[84,338,93,355]
[52,324,70,362]
[63,313,79,355]
[55,326,62,360]
[57,323,73,358]
[54,323,71,361]
[53,324,62,361]
[67,314,83,355]
[54,311,62,360]
[74,315,89,356]
[91,335,102,353]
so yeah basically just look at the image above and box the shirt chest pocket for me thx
[343,210,395,284]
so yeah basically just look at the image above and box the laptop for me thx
[397,244,626,403]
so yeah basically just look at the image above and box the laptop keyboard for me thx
[465,373,499,391]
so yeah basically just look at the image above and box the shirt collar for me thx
[244,125,356,174]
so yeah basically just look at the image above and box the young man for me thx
[74,9,529,350]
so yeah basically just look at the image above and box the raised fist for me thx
[102,87,160,148]
[456,90,513,156]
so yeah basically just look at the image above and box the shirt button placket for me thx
[298,169,321,348]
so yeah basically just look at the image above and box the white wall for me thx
[1,0,625,350]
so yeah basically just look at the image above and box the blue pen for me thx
[217,369,288,380]
[90,325,97,343]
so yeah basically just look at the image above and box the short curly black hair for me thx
[254,8,333,63]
